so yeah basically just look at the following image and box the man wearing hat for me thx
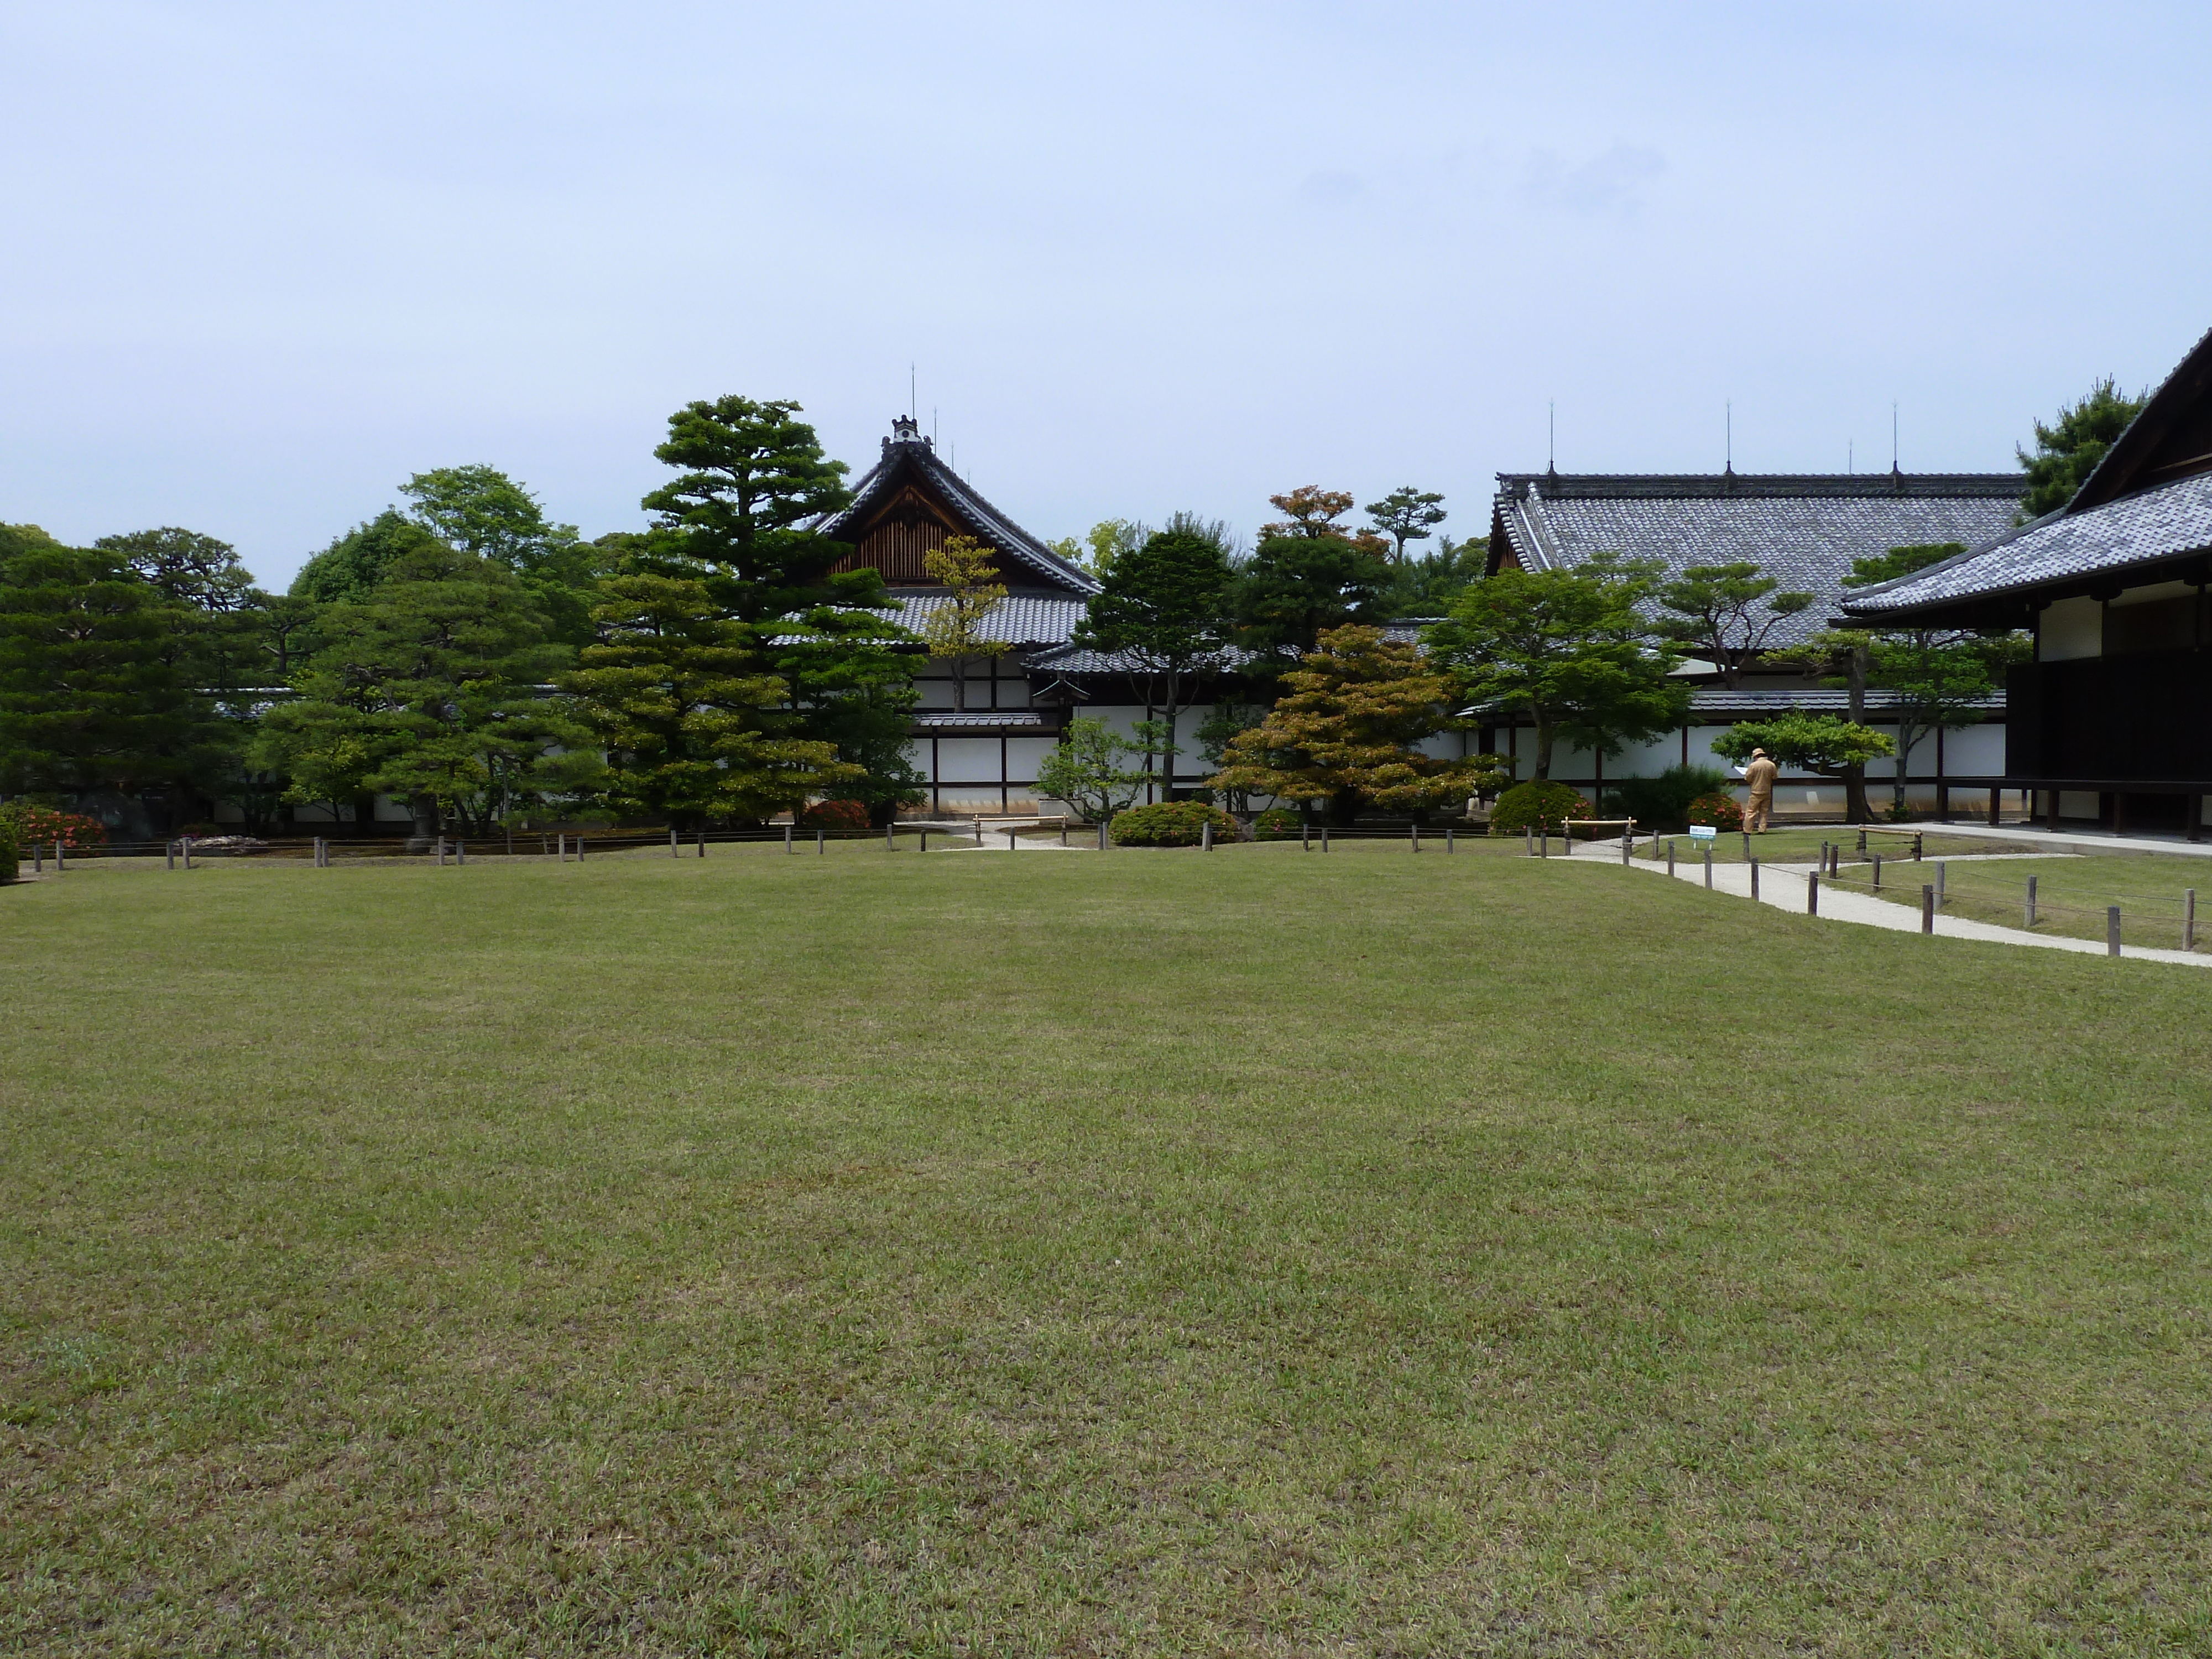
[1743,747,1778,832]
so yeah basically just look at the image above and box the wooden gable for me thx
[829,474,1023,588]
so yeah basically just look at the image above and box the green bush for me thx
[1251,807,1303,841]
[1602,765,1731,833]
[1488,781,1592,836]
[1110,801,1241,847]
[1686,791,1744,832]
[0,823,14,885]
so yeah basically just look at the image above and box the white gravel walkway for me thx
[1577,845,2212,968]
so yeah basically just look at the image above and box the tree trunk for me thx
[951,659,966,713]
[1533,717,1554,781]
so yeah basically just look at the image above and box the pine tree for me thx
[1213,625,1503,823]
[567,570,856,828]
[0,525,211,804]
[259,540,592,839]
[2018,378,2148,519]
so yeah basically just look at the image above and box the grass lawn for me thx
[1820,849,2212,954]
[5,844,2211,1654]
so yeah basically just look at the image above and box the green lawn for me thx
[1820,849,2212,953]
[5,847,2210,1654]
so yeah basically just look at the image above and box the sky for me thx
[4,1,2209,589]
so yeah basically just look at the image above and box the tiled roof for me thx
[914,712,1052,731]
[1841,470,2212,618]
[1463,686,2004,719]
[886,592,1090,649]
[821,435,1100,595]
[1491,471,2026,649]
[1024,642,1252,676]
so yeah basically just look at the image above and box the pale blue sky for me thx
[5,2,2208,587]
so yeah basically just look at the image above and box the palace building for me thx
[1481,468,2027,815]
[1843,325,2212,836]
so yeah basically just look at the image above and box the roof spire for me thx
[891,414,921,444]
[1725,400,1733,474]
[1547,400,1556,478]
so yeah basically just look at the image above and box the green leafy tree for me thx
[1195,702,1266,813]
[567,568,856,828]
[400,466,603,646]
[1425,556,1688,781]
[260,541,592,842]
[0,526,211,815]
[1047,519,1148,578]
[1382,533,1488,619]
[2018,377,2148,519]
[1654,562,1815,688]
[1036,716,1149,821]
[919,534,1009,711]
[1364,486,1447,564]
[1071,524,1233,800]
[1711,713,1893,808]
[1772,543,2021,820]
[291,509,449,606]
[1213,625,1505,823]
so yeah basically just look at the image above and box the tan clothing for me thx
[1744,756,1778,831]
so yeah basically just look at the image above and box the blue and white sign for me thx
[1688,825,1719,842]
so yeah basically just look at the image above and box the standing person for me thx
[1743,747,1778,832]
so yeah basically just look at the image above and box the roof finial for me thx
[891,414,920,443]
[1547,400,1556,477]
[1725,400,1733,474]
[1892,400,1900,474]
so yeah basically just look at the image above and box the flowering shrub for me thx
[1110,801,1241,847]
[1687,792,1745,832]
[1487,781,1592,836]
[0,806,108,849]
[1251,807,1304,841]
[799,799,872,833]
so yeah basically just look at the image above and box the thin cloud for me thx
[1523,143,1666,215]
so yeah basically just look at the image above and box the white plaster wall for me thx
[2039,597,2102,661]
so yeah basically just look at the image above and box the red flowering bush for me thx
[800,799,872,833]
[0,806,108,848]
[1686,792,1744,832]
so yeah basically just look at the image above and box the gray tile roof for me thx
[1024,642,1251,676]
[914,712,1052,731]
[1464,686,2004,719]
[1492,471,2026,648]
[821,434,1100,595]
[1841,471,2212,618]
[886,592,1090,649]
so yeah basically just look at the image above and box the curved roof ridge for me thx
[821,435,1101,595]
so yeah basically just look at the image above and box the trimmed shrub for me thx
[1488,781,1592,836]
[1251,807,1303,841]
[1110,801,1240,847]
[800,799,871,833]
[1603,765,1731,834]
[1687,792,1744,832]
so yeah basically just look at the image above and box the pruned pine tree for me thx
[259,540,593,841]
[920,534,1009,712]
[1212,625,1505,824]
[568,570,855,828]
[1653,562,1815,688]
[1364,486,1447,563]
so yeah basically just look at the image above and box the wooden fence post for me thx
[1704,846,1713,888]
[1321,826,1329,853]
[1750,857,1760,901]
[1935,861,1945,909]
[817,828,826,855]
[886,822,895,851]
[1201,820,1212,852]
[1806,872,1817,914]
[698,831,706,858]
[1666,840,1675,877]
[2187,888,2197,952]
[1872,852,1882,889]
[1410,823,1418,853]
[2107,906,2122,957]
[1448,828,1455,854]
[671,827,679,858]
[1921,885,1935,933]
[577,837,585,860]
[2025,874,2037,928]
[1097,822,1107,852]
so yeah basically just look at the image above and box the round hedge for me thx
[1488,780,1592,835]
[800,799,871,832]
[1109,801,1241,847]
[1687,791,1744,832]
[1251,807,1303,841]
